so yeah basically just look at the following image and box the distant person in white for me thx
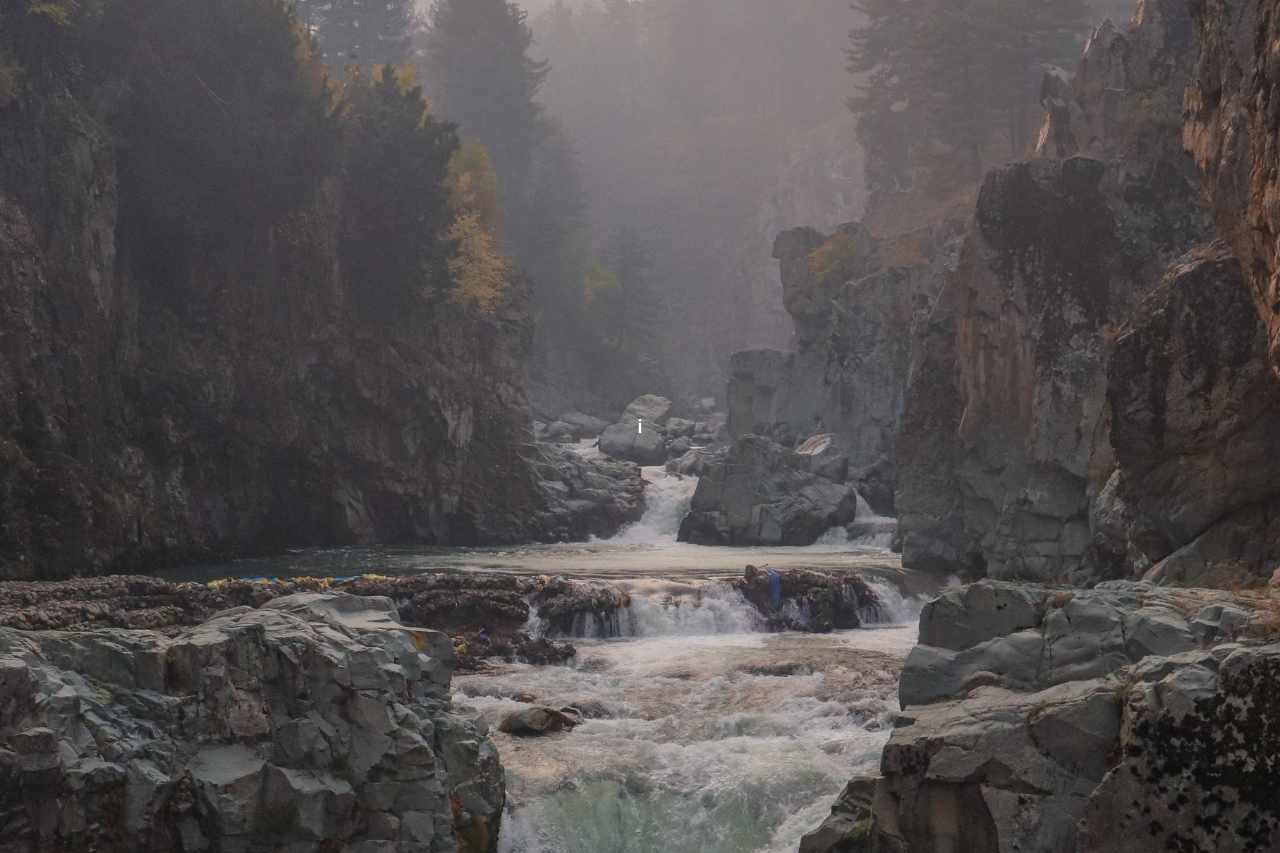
[638,418,644,435]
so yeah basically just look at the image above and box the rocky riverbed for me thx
[0,564,917,853]
[803,579,1280,853]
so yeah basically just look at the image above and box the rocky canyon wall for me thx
[895,0,1215,582]
[731,0,1280,586]
[0,7,565,579]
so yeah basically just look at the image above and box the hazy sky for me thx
[521,0,593,17]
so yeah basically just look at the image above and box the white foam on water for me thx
[458,626,917,853]
[862,576,925,626]
[598,466,699,546]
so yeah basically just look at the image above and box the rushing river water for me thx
[162,453,928,853]
[454,462,923,853]
[459,588,918,853]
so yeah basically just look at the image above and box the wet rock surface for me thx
[497,707,579,738]
[0,592,505,853]
[811,579,1280,853]
[732,565,880,633]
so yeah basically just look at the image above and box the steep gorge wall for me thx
[748,0,1280,586]
[893,0,1268,583]
[0,7,546,579]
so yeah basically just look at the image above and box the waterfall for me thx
[601,466,699,545]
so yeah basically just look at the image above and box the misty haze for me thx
[1,1,1278,852]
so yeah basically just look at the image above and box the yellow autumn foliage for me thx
[446,140,501,232]
[445,140,508,314]
[807,231,858,286]
[448,212,509,313]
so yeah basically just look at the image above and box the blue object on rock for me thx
[767,568,781,609]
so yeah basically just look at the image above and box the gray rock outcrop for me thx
[597,395,685,465]
[721,219,955,516]
[678,435,858,546]
[0,592,505,852]
[1105,244,1280,586]
[526,443,646,540]
[810,579,1280,853]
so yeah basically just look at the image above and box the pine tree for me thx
[607,224,666,390]
[420,0,549,203]
[849,0,1091,194]
[338,65,458,316]
[295,0,415,66]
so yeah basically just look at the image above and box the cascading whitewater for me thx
[548,582,766,639]
[457,614,920,853]
[600,465,699,545]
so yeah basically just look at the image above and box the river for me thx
[162,458,928,853]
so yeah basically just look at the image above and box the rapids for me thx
[458,582,918,853]
[159,445,925,853]
[454,458,922,853]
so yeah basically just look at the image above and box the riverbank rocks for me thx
[0,573,639,661]
[527,442,645,540]
[678,435,858,546]
[732,566,880,632]
[813,579,1280,853]
[0,592,504,852]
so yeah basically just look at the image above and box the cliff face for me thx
[707,0,1280,584]
[0,11,552,579]
[725,219,957,516]
[896,0,1216,581]
[1185,0,1280,375]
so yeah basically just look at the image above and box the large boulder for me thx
[731,566,878,632]
[497,706,579,737]
[678,435,858,546]
[0,592,505,852]
[598,421,668,465]
[621,394,673,426]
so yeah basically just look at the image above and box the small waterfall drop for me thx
[602,465,698,545]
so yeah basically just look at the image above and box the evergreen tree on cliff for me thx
[295,0,415,66]
[420,0,549,211]
[849,0,1091,193]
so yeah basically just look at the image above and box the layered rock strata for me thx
[0,592,505,852]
